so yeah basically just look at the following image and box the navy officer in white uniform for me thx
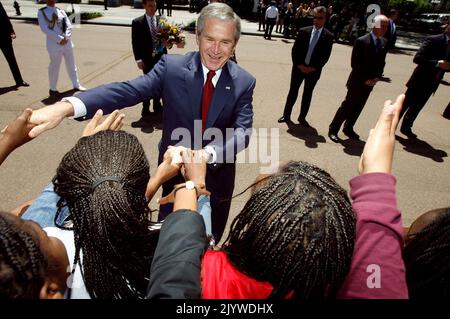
[38,0,86,96]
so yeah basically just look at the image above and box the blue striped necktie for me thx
[305,29,319,65]
[149,15,157,41]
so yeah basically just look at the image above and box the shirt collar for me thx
[313,26,323,33]
[370,31,380,42]
[201,64,222,87]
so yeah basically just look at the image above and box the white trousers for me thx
[48,43,80,91]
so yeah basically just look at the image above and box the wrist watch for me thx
[185,180,195,190]
[173,181,208,198]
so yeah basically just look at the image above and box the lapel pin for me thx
[225,86,231,90]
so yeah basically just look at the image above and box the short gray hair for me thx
[372,14,388,28]
[196,2,241,42]
[313,6,327,15]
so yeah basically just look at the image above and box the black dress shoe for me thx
[400,127,417,138]
[298,118,312,128]
[342,129,360,139]
[16,81,30,87]
[277,116,292,124]
[328,131,340,143]
[49,89,59,96]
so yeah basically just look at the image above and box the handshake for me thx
[147,145,211,204]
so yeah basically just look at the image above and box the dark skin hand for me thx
[0,109,35,165]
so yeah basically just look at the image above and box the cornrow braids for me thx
[223,161,355,301]
[0,211,47,299]
[403,208,450,299]
[53,131,159,299]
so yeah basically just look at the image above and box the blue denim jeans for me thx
[197,194,212,236]
[21,183,69,228]
[22,183,212,235]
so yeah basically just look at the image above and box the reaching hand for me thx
[359,94,404,175]
[137,61,145,70]
[0,108,35,153]
[145,146,185,200]
[28,102,75,138]
[364,79,377,87]
[438,60,450,71]
[82,109,125,137]
[181,149,207,185]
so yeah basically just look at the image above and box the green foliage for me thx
[64,11,103,20]
[80,12,103,20]
[389,0,431,15]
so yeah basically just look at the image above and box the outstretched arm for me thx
[147,149,209,299]
[338,94,409,299]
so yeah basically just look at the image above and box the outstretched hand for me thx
[0,109,35,165]
[29,102,75,138]
[157,148,209,205]
[359,94,405,175]
[145,146,185,200]
[1,109,34,151]
[82,109,125,137]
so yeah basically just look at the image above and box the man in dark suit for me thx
[29,3,256,243]
[385,9,398,50]
[399,24,450,138]
[132,0,167,117]
[0,2,28,87]
[328,15,389,142]
[278,6,333,127]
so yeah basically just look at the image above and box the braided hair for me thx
[53,131,159,299]
[0,211,47,299]
[223,161,355,300]
[403,207,450,299]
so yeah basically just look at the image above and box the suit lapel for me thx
[142,15,151,40]
[206,63,233,129]
[185,53,204,121]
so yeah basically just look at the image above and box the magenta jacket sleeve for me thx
[337,173,409,299]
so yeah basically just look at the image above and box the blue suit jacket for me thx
[76,51,256,165]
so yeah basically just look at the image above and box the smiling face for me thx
[196,17,237,71]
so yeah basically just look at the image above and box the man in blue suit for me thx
[29,3,256,243]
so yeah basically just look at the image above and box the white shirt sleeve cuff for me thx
[136,59,143,63]
[203,145,217,164]
[63,96,87,119]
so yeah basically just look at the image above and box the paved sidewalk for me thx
[3,0,421,50]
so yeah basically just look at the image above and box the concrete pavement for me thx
[0,19,448,240]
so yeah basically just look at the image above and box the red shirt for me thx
[201,250,274,299]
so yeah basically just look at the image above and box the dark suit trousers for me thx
[400,85,434,130]
[1,42,24,84]
[264,18,276,39]
[283,66,319,120]
[158,163,236,244]
[142,62,162,112]
[329,80,373,133]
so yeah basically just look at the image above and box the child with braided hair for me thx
[147,94,410,299]
[22,129,181,299]
[1,108,177,299]
[403,207,450,299]
[0,210,69,299]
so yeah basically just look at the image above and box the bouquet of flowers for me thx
[156,18,186,50]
